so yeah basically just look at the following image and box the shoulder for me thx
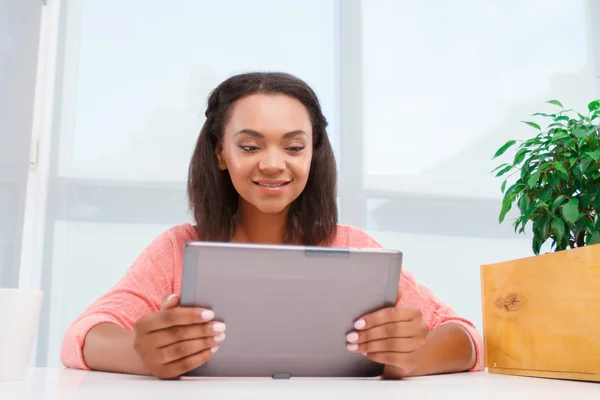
[163,222,198,244]
[135,223,197,294]
[143,223,198,259]
[329,224,384,249]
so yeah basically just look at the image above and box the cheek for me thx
[293,152,313,180]
[223,152,251,182]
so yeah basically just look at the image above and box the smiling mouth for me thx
[254,181,291,188]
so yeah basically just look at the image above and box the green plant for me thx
[492,99,600,254]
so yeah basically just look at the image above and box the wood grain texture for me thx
[488,367,600,382]
[481,244,600,380]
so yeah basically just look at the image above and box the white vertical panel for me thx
[0,0,43,288]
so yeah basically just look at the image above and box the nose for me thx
[258,148,285,175]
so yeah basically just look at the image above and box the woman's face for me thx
[216,94,313,215]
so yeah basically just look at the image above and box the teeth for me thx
[259,183,284,187]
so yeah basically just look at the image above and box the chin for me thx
[254,202,292,215]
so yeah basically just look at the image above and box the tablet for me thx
[179,241,402,378]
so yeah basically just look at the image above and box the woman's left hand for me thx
[346,307,430,375]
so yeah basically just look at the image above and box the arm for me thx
[383,323,476,378]
[398,269,483,373]
[385,268,484,377]
[82,323,150,375]
[60,230,177,373]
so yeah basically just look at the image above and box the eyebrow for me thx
[234,129,308,139]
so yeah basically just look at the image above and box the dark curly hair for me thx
[187,72,338,245]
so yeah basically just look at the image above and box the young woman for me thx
[60,72,483,380]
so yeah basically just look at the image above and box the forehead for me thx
[226,94,312,136]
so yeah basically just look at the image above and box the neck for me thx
[232,202,289,244]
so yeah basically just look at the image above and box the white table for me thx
[1,368,598,400]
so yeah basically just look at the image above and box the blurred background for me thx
[2,0,600,367]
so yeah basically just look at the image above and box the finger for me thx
[136,307,217,334]
[346,320,427,343]
[158,335,224,364]
[346,337,424,353]
[363,351,401,367]
[365,352,416,375]
[151,321,227,348]
[160,346,220,379]
[354,307,422,330]
[161,294,179,310]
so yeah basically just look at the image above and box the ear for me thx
[215,141,227,171]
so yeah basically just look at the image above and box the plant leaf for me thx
[547,100,564,108]
[585,150,600,161]
[539,186,552,203]
[573,128,587,138]
[518,194,532,213]
[498,183,522,223]
[493,140,517,159]
[521,121,541,130]
[513,148,529,165]
[554,162,569,179]
[540,214,551,238]
[569,156,578,167]
[573,218,588,240]
[579,195,592,209]
[495,165,513,177]
[491,163,509,173]
[532,112,555,118]
[550,130,568,140]
[560,199,579,224]
[552,195,567,210]
[551,217,565,242]
[499,197,512,224]
[527,172,540,189]
[588,100,600,112]
[579,158,592,176]
[589,232,600,245]
[548,122,565,128]
[554,115,569,122]
[532,236,543,255]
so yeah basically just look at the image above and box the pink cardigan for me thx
[60,223,484,372]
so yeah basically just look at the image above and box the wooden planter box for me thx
[480,244,600,382]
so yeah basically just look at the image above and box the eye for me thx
[239,145,259,153]
[286,146,305,153]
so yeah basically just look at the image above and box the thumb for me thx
[160,294,180,311]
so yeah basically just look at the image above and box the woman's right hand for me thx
[133,294,226,379]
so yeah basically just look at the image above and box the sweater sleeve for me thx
[346,226,484,372]
[59,229,178,370]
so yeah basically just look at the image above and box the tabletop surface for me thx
[0,368,598,400]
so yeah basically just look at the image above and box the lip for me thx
[253,180,291,194]
[253,180,291,185]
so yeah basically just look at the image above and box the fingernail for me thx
[346,332,359,343]
[347,344,359,351]
[362,352,367,356]
[212,322,226,333]
[354,319,366,330]
[200,310,215,320]
[214,333,225,343]
[161,294,176,309]
[211,346,219,354]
